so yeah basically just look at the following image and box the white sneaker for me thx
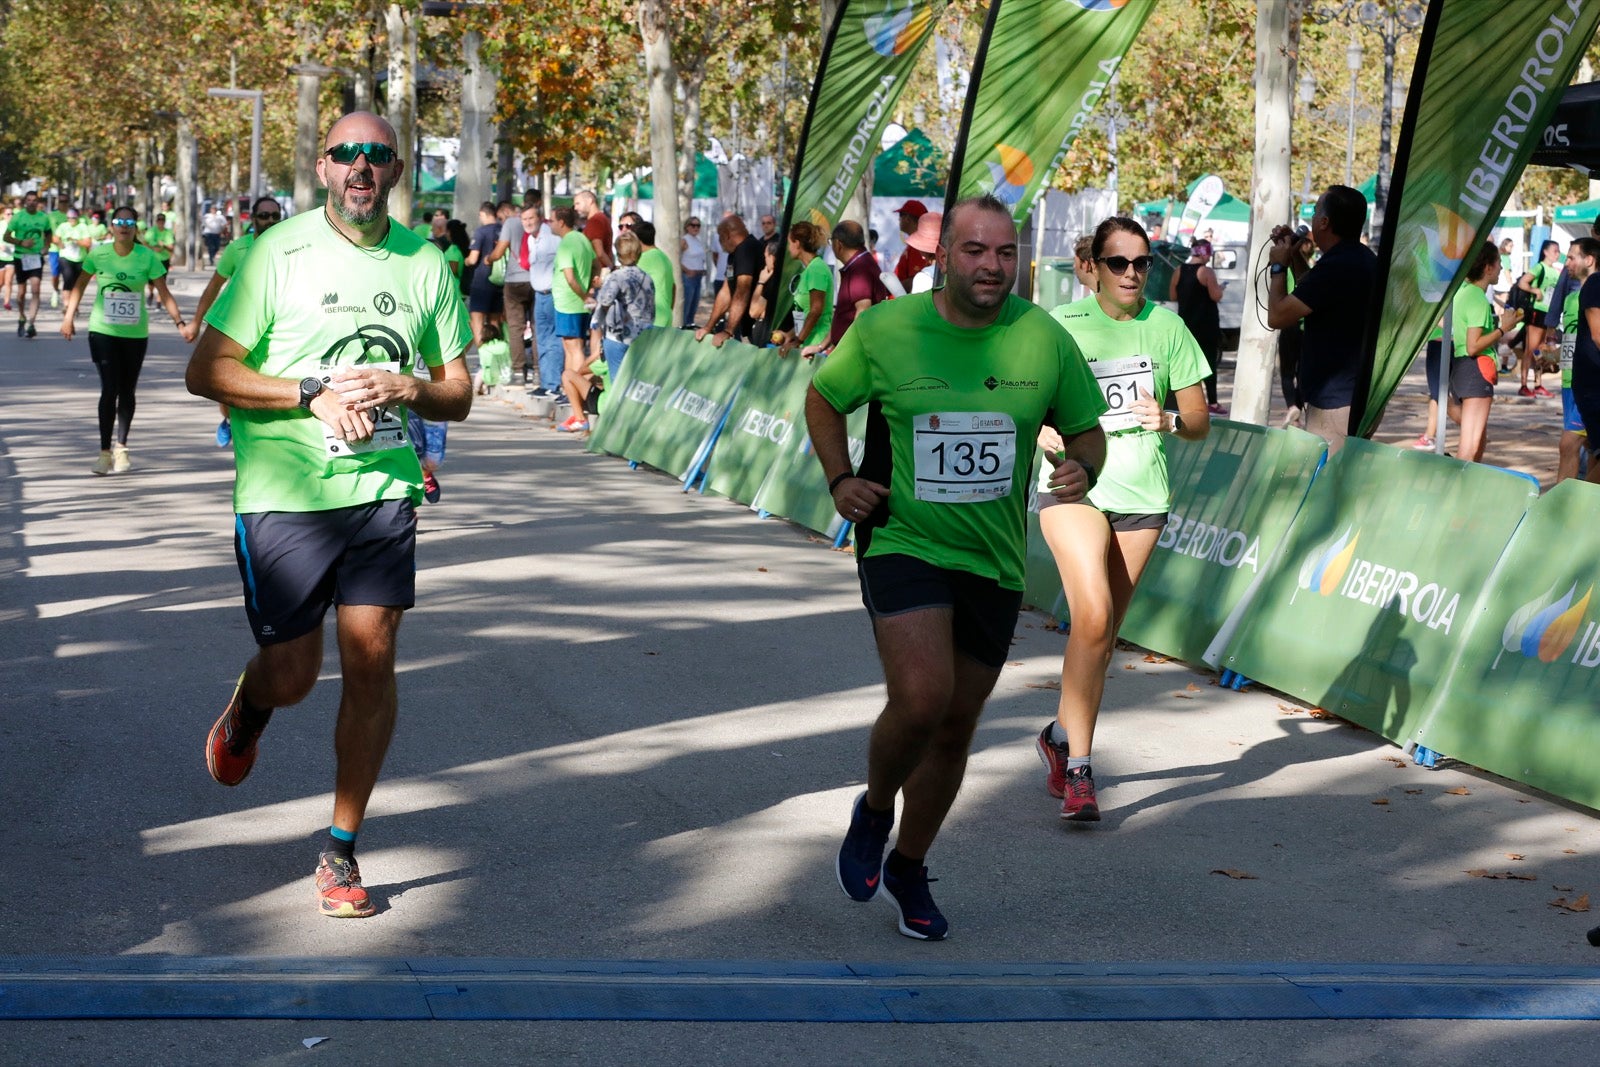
[112,445,131,473]
[92,450,114,476]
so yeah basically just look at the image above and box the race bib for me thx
[1092,356,1156,433]
[321,361,410,457]
[102,291,141,325]
[1562,333,1575,375]
[912,411,1016,503]
[19,254,41,272]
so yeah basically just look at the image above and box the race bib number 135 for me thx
[912,411,1016,503]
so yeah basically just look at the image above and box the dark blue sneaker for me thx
[836,791,892,902]
[881,863,948,941]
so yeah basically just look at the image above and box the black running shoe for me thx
[881,862,948,940]
[836,791,893,902]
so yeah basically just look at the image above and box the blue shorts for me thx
[555,310,591,339]
[407,410,448,467]
[1563,388,1587,435]
[48,251,60,276]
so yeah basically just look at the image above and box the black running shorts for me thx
[233,499,416,645]
[857,551,1022,670]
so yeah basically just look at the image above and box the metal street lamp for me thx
[1344,37,1363,188]
[1315,0,1426,240]
[207,87,263,200]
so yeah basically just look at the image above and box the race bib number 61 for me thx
[1092,355,1155,433]
[912,411,1016,502]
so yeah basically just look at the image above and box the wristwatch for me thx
[1167,412,1185,434]
[1269,263,1287,276]
[298,376,325,410]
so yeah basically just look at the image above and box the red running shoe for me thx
[1036,722,1069,799]
[1061,764,1101,822]
[1534,385,1554,398]
[315,853,376,918]
[205,672,262,786]
[1518,385,1535,398]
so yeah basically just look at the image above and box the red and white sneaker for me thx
[558,415,590,433]
[315,853,376,918]
[1061,764,1101,822]
[1534,385,1553,398]
[1036,722,1069,799]
[206,672,263,786]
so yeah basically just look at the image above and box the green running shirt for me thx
[83,244,167,338]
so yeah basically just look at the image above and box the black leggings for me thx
[88,332,147,450]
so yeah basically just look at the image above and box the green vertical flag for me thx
[775,0,947,323]
[1357,0,1600,436]
[947,0,1155,223]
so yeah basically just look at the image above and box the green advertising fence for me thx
[1117,422,1326,664]
[1408,478,1600,810]
[1218,438,1538,744]
[586,328,700,460]
[615,334,755,479]
[748,405,868,538]
[703,353,818,505]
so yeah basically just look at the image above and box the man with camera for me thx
[1265,185,1377,453]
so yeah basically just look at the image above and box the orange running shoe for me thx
[315,853,376,918]
[205,672,263,786]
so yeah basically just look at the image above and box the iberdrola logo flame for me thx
[1414,203,1477,302]
[807,208,831,233]
[864,0,933,57]
[1071,0,1131,10]
[985,144,1035,206]
[1495,581,1594,668]
[1295,526,1359,602]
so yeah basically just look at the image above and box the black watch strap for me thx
[298,376,324,410]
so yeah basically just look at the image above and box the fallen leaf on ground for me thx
[1506,853,1525,861]
[1123,664,1137,670]
[1371,798,1390,805]
[1554,885,1576,892]
[1143,653,1170,663]
[1550,894,1591,913]
[756,566,768,572]
[1465,869,1538,881]
[1211,868,1258,880]
[1172,692,1195,700]
[1444,787,1471,796]
[1564,849,1578,855]
[1186,682,1201,691]
[1277,702,1299,713]
[1025,681,1061,690]
[1308,708,1333,719]
[1382,756,1407,767]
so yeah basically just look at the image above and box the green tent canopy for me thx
[614,154,719,199]
[873,128,947,198]
[1135,192,1247,223]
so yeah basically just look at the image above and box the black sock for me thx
[325,828,356,862]
[238,696,273,733]
[885,848,921,879]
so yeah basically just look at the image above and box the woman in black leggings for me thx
[60,206,186,475]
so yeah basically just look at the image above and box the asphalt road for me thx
[3,268,1599,1064]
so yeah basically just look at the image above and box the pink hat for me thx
[895,199,929,218]
[906,212,942,255]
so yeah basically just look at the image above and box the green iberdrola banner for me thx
[704,354,817,506]
[1359,0,1600,435]
[614,332,754,479]
[749,407,870,537]
[1219,438,1537,744]
[1118,422,1325,664]
[1410,480,1600,810]
[947,0,1154,223]
[587,328,695,459]
[775,0,946,322]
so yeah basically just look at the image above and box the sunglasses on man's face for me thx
[1095,254,1153,275]
[324,141,397,166]
[254,212,281,222]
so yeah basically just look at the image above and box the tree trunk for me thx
[175,116,198,269]
[679,64,706,216]
[640,0,684,322]
[1231,0,1300,426]
[496,140,515,203]
[456,29,497,221]
[291,35,326,216]
[384,2,419,226]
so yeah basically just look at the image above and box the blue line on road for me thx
[4,958,1600,1022]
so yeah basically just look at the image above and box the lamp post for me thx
[1344,37,1362,187]
[1298,73,1317,211]
[207,87,263,201]
[1315,1,1426,240]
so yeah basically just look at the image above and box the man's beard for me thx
[332,173,393,226]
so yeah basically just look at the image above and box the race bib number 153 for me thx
[912,411,1016,503]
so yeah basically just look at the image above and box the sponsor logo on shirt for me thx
[374,292,396,316]
[896,376,950,392]
[984,375,1040,391]
[282,243,310,256]
[323,292,339,306]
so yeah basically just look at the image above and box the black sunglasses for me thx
[1096,254,1153,275]
[254,211,281,221]
[324,141,397,166]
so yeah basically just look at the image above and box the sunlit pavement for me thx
[4,273,1599,1063]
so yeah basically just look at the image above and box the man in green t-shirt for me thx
[633,219,675,328]
[551,205,597,431]
[53,207,88,294]
[807,195,1107,940]
[185,111,472,921]
[4,190,53,337]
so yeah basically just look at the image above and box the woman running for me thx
[1451,241,1524,464]
[1034,215,1212,821]
[60,206,185,475]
